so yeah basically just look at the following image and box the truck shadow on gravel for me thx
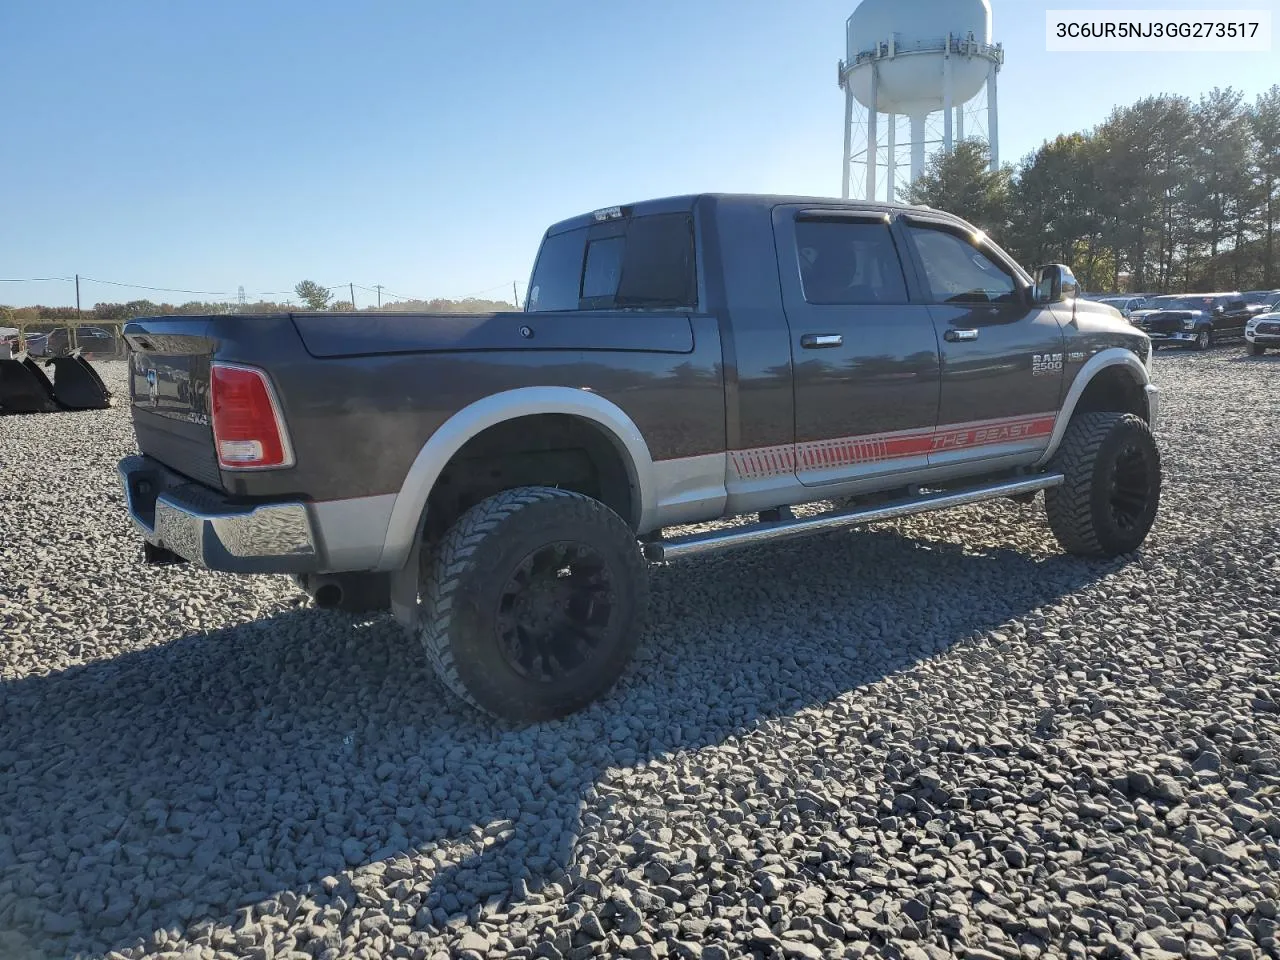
[0,519,1113,958]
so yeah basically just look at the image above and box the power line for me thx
[460,280,521,299]
[78,275,233,296]
[0,277,73,283]
[372,286,421,302]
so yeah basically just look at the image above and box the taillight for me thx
[210,363,294,469]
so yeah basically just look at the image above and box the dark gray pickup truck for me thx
[118,194,1162,721]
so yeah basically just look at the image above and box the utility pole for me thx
[74,274,81,352]
[349,282,356,311]
[375,284,383,308]
[512,280,520,309]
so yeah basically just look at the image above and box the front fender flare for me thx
[376,386,657,575]
[1034,348,1152,468]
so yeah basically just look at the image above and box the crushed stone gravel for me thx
[1,352,1278,960]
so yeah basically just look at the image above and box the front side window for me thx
[905,225,1018,304]
[794,219,908,305]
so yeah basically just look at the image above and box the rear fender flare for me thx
[377,386,656,574]
[1034,348,1151,468]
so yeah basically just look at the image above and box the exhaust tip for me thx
[313,582,344,609]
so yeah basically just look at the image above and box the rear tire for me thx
[1044,412,1161,558]
[1251,344,1267,356]
[418,486,648,722]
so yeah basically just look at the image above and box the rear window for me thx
[527,213,696,312]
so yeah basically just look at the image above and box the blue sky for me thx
[2,0,1277,309]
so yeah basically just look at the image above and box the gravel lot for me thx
[1,353,1278,960]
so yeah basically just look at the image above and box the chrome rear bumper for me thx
[117,455,320,574]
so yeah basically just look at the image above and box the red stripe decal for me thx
[729,412,1059,480]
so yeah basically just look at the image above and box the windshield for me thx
[1157,296,1215,311]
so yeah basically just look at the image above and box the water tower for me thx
[838,0,1004,202]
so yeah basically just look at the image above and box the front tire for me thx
[1194,328,1212,350]
[1044,412,1161,558]
[1250,344,1267,356]
[418,486,648,722]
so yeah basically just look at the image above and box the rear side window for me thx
[526,212,696,312]
[526,229,587,313]
[795,219,908,305]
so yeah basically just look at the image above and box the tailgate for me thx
[122,319,222,488]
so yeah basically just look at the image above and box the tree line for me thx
[0,286,516,325]
[906,84,1280,294]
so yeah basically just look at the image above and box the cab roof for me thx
[543,193,947,238]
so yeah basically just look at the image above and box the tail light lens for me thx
[210,363,294,469]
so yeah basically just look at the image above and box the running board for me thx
[643,473,1065,562]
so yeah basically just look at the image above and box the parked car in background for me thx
[1243,289,1280,307]
[1127,295,1182,324]
[0,329,46,357]
[1129,293,1264,350]
[45,325,118,357]
[1097,296,1148,318]
[1245,307,1280,355]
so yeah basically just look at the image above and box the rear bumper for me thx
[117,455,320,574]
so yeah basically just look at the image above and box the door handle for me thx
[944,328,979,343]
[801,334,843,349]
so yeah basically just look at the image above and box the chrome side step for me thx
[643,473,1064,562]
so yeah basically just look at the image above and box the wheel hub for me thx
[1109,441,1152,532]
[496,542,614,683]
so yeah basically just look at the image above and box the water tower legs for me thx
[910,115,926,184]
[887,116,896,202]
[987,64,999,171]
[866,65,879,201]
[956,105,965,143]
[842,83,854,200]
[943,47,953,155]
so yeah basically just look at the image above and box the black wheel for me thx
[1251,344,1267,356]
[1044,412,1161,558]
[418,486,648,722]
[1194,328,1212,350]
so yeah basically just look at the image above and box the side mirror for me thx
[1214,305,1225,315]
[1033,264,1080,304]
